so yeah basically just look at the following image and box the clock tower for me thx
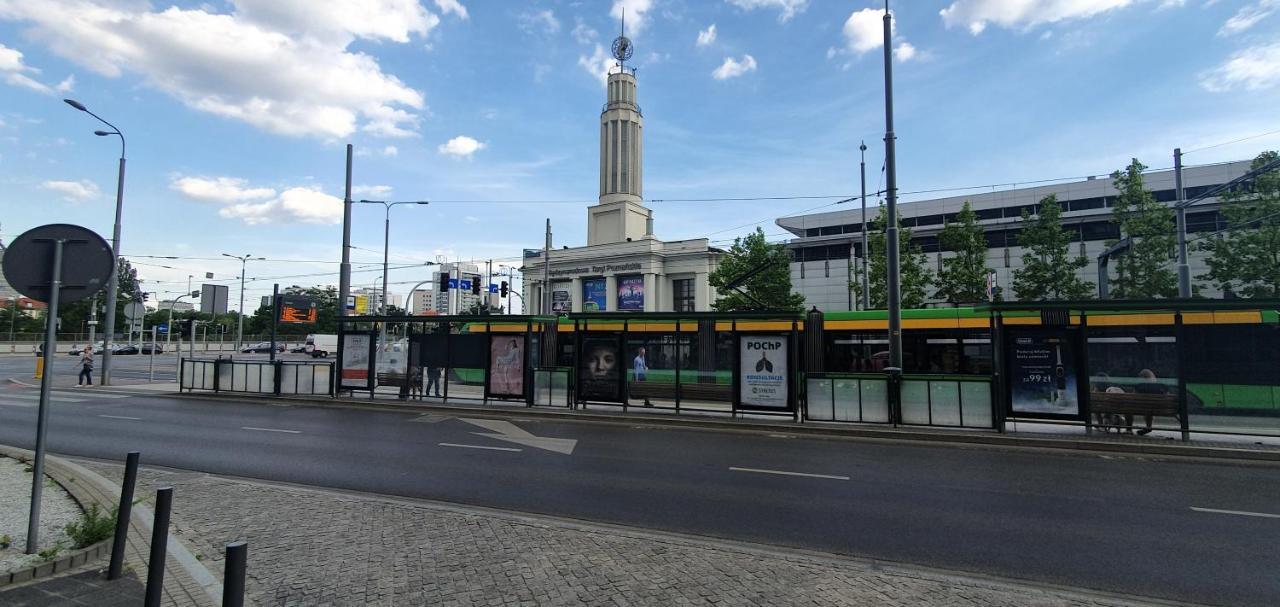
[588,20,653,246]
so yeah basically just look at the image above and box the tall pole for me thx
[882,2,902,371]
[860,141,870,310]
[382,205,391,315]
[100,151,125,385]
[1174,147,1191,298]
[339,144,354,320]
[27,239,63,553]
[542,219,552,315]
[87,295,97,347]
[236,257,246,351]
[486,259,493,312]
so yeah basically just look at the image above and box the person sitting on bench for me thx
[1131,369,1169,436]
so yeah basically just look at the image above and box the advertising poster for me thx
[1008,329,1079,417]
[579,336,622,401]
[582,279,607,311]
[617,275,644,311]
[488,335,525,398]
[340,334,372,388]
[552,288,572,314]
[739,335,789,409]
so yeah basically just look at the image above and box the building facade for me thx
[522,36,722,314]
[777,160,1252,311]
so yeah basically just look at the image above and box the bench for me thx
[626,381,732,403]
[376,372,410,388]
[1090,392,1181,432]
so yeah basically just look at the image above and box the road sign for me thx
[1,223,113,304]
[124,301,145,321]
[157,324,168,334]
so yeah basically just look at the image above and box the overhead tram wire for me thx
[1183,129,1280,155]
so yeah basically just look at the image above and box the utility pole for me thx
[542,219,552,315]
[339,144,353,320]
[859,141,870,310]
[486,259,493,313]
[882,1,903,373]
[1174,147,1191,298]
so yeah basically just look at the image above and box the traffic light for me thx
[500,281,509,297]
[439,272,450,292]
[471,278,481,296]
[141,292,150,302]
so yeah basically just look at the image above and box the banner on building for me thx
[617,275,644,311]
[552,288,572,314]
[1006,328,1079,417]
[488,335,525,398]
[582,279,607,311]
[739,335,789,409]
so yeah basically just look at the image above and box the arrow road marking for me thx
[458,418,578,455]
[439,442,522,452]
[1191,507,1280,519]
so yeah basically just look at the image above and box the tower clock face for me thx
[611,36,633,62]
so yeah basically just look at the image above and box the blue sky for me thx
[2,0,1278,311]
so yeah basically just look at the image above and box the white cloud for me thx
[1219,0,1278,36]
[940,0,1139,34]
[1200,41,1280,92]
[353,184,393,197]
[578,43,618,87]
[611,0,654,34]
[434,0,468,20]
[171,175,341,225]
[438,135,486,157]
[724,0,809,23]
[697,24,717,47]
[170,176,276,203]
[843,8,888,53]
[572,18,598,44]
[712,54,757,80]
[54,74,73,92]
[0,42,55,94]
[382,145,399,157]
[0,1,433,139]
[518,9,560,34]
[894,42,917,61]
[41,179,99,202]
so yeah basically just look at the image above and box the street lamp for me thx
[355,199,429,316]
[166,290,199,371]
[222,253,264,351]
[65,98,126,385]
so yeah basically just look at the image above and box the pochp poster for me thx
[739,335,788,409]
[1008,329,1079,416]
[617,276,644,311]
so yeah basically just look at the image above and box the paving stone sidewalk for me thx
[80,460,1178,607]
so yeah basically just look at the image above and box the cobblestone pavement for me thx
[0,569,144,606]
[80,460,1175,607]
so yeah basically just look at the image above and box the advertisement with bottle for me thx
[1007,329,1079,417]
[739,335,789,409]
[582,279,607,311]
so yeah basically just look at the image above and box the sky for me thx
[1,0,1278,312]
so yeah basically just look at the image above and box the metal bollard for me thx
[107,451,140,580]
[143,487,173,607]
[223,541,248,607]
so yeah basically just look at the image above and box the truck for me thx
[305,334,338,358]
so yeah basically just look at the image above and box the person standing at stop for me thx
[77,346,94,386]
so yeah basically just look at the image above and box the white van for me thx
[305,334,338,358]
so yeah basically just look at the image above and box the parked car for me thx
[68,341,106,355]
[140,343,164,354]
[289,344,308,353]
[112,344,140,355]
[240,342,284,354]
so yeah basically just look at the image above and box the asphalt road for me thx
[1,384,1277,606]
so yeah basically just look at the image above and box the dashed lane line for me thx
[439,442,523,452]
[729,467,850,481]
[1191,506,1280,519]
[241,426,302,434]
[98,414,142,420]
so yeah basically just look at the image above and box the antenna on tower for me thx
[611,8,634,73]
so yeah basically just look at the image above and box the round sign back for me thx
[1,224,113,304]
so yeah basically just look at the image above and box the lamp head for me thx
[94,130,111,136]
[859,141,867,152]
[63,98,88,112]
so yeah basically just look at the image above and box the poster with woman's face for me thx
[488,336,525,398]
[580,336,621,401]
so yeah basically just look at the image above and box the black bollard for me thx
[223,541,248,607]
[107,451,139,580]
[143,487,173,607]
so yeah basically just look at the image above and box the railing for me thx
[805,372,995,429]
[532,367,573,408]
[601,101,642,116]
[181,358,332,396]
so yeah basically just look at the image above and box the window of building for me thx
[1067,197,1105,212]
[673,278,695,312]
[975,208,1003,221]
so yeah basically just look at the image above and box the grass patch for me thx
[64,504,116,549]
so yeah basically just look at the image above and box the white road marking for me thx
[729,467,850,481]
[241,426,301,434]
[439,442,522,452]
[4,392,88,403]
[0,400,36,408]
[98,414,142,420]
[459,418,578,455]
[1190,507,1280,519]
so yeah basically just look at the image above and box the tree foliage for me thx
[934,202,991,303]
[1013,195,1094,300]
[853,204,932,309]
[1199,150,1280,298]
[1108,159,1177,299]
[709,227,805,312]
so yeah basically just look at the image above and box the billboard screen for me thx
[279,295,318,324]
[200,283,229,315]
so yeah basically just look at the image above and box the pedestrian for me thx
[426,365,442,397]
[633,346,647,382]
[1132,369,1168,436]
[78,346,94,386]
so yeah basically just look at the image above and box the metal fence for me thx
[181,358,332,396]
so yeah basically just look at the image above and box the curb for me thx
[0,539,113,589]
[0,445,223,606]
[172,390,1280,464]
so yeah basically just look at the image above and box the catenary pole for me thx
[882,2,902,371]
[860,141,869,311]
[339,145,353,320]
[1174,147,1191,298]
[543,219,552,315]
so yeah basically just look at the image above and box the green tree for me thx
[1013,195,1094,300]
[709,227,805,312]
[1109,159,1177,299]
[853,204,932,309]
[934,201,991,303]
[1199,150,1280,298]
